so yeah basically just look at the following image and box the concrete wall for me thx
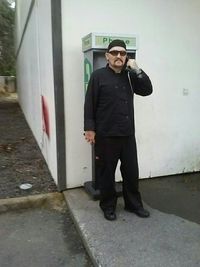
[61,0,200,188]
[0,76,16,93]
[15,0,58,184]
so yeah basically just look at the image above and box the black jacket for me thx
[84,65,153,136]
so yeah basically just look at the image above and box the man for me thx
[84,39,153,221]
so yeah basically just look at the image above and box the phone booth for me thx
[82,33,138,199]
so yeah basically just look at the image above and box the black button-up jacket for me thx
[84,65,153,136]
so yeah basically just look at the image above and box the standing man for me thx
[84,39,153,221]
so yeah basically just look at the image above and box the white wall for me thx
[16,0,58,184]
[61,0,200,188]
[15,0,33,49]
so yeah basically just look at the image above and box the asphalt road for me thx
[0,207,93,267]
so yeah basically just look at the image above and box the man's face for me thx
[105,46,127,71]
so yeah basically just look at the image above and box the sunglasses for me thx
[108,50,127,56]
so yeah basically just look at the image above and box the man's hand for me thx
[127,59,141,73]
[84,131,96,144]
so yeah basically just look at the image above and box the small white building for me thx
[15,0,200,191]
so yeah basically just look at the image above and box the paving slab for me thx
[64,188,200,267]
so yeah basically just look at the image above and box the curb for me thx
[63,190,99,267]
[0,192,66,214]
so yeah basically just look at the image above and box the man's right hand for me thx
[84,131,96,144]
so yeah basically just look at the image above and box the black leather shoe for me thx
[125,207,150,218]
[103,210,117,221]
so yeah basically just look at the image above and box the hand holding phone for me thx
[126,59,140,71]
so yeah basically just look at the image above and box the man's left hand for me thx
[127,59,140,71]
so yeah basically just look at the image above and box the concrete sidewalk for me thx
[64,188,200,267]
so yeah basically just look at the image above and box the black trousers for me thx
[95,135,143,211]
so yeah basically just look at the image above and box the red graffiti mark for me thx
[41,95,50,138]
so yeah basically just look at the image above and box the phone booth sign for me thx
[82,33,138,199]
[82,33,138,51]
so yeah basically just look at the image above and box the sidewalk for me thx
[64,185,200,267]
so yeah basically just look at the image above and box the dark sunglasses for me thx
[108,50,127,56]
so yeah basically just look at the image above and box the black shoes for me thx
[102,207,150,221]
[125,206,150,218]
[103,209,117,221]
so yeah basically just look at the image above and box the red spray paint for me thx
[41,95,50,138]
